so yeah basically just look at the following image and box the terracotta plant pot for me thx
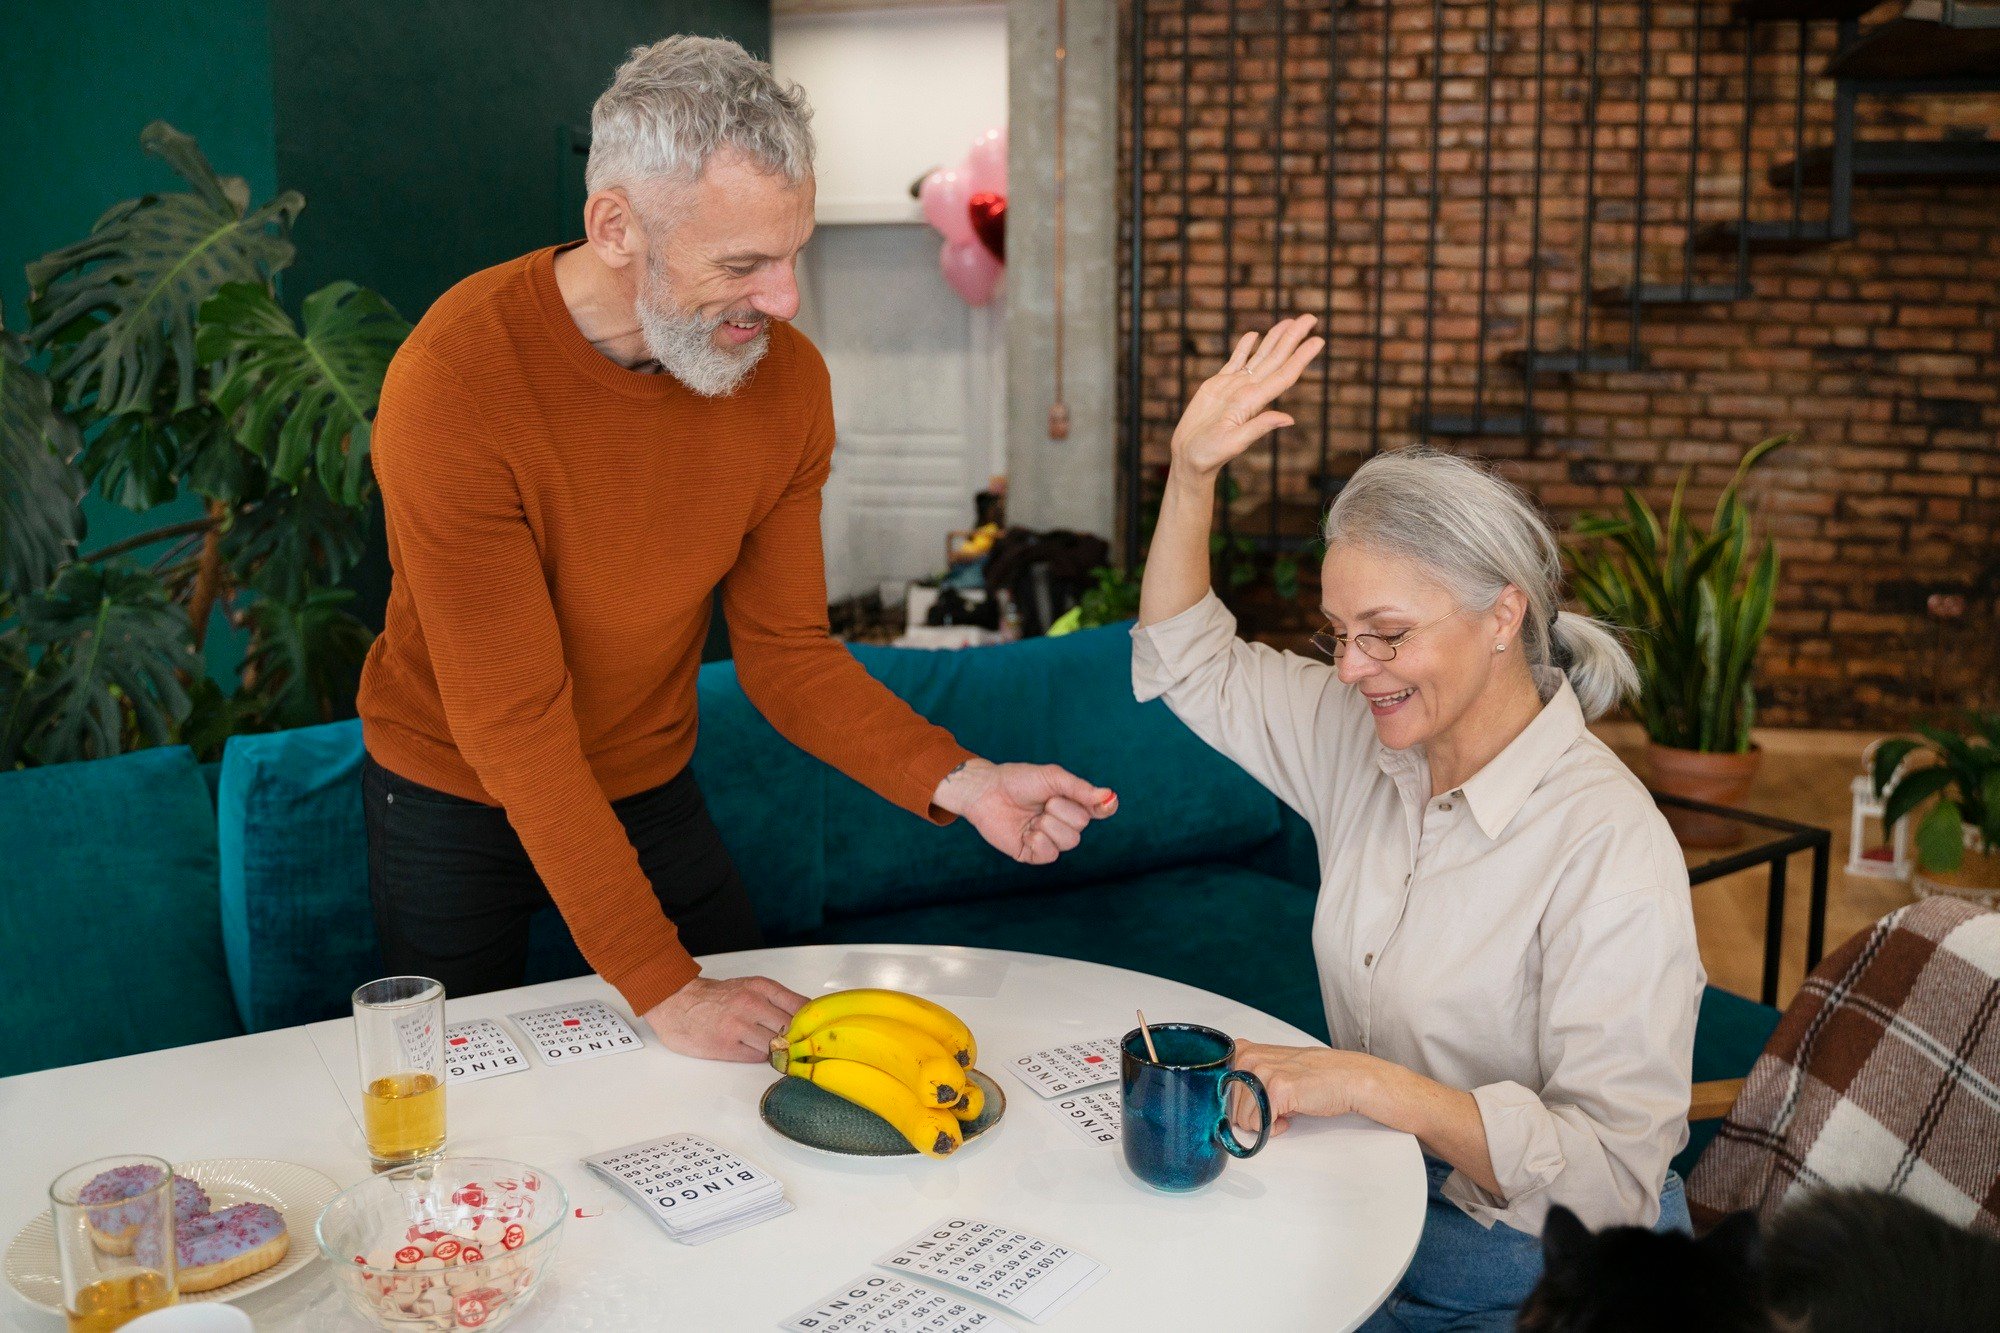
[1911,826,2000,912]
[1645,743,1764,849]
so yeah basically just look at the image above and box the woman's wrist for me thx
[1165,461,1221,498]
[1344,1053,1413,1128]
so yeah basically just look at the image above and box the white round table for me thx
[2,944,1426,1331]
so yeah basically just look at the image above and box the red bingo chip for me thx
[501,1224,525,1251]
[452,1186,488,1208]
[395,1246,423,1265]
[456,1294,488,1327]
[433,1239,462,1261]
[461,1246,484,1263]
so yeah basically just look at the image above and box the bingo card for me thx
[1008,1039,1120,1098]
[781,1274,1017,1332]
[1044,1089,1120,1145]
[507,999,644,1065]
[878,1219,1105,1324]
[443,1018,529,1083]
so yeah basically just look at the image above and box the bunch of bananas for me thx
[771,989,987,1159]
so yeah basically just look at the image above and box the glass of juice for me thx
[50,1154,178,1331]
[352,976,446,1170]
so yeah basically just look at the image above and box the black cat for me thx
[1516,1188,2000,1333]
[1759,1189,2000,1333]
[1516,1205,1770,1332]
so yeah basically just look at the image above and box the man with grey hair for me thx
[357,36,1117,1062]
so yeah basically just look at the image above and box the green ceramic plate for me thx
[761,1068,1005,1157]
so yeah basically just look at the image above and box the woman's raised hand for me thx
[1169,315,1326,480]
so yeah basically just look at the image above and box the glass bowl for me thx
[315,1158,565,1330]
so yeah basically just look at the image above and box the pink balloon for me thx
[963,127,1007,195]
[920,168,977,245]
[940,240,1003,306]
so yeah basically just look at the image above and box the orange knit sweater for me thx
[357,245,973,1015]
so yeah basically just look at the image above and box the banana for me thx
[773,1015,966,1106]
[783,989,977,1068]
[801,1057,964,1158]
[950,1081,985,1122]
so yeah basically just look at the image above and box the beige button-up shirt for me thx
[1131,592,1703,1233]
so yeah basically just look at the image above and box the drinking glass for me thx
[353,976,446,1169]
[50,1154,178,1331]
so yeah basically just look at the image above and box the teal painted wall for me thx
[4,0,771,669]
[264,0,773,624]
[0,0,278,678]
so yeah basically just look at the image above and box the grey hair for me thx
[1322,447,1639,721]
[585,36,815,202]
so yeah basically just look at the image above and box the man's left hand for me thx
[934,758,1118,864]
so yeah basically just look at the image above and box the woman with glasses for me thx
[1133,316,1703,1331]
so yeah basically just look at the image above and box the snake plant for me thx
[1568,435,1788,754]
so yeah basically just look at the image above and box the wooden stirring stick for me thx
[1137,1009,1161,1063]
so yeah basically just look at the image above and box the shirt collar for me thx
[1375,668,1587,840]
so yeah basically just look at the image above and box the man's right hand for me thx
[642,974,806,1062]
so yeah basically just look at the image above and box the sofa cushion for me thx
[219,721,376,1029]
[0,746,243,1076]
[817,625,1284,920]
[219,720,590,1031]
[803,862,1328,1043]
[1674,983,1785,1179]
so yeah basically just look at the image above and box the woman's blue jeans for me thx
[1356,1157,1692,1332]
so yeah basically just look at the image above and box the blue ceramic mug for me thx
[1120,1023,1270,1191]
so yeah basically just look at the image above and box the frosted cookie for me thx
[136,1202,289,1293]
[78,1166,211,1255]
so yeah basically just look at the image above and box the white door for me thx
[796,224,1005,602]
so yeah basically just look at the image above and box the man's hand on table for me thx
[643,975,807,1061]
[934,758,1119,865]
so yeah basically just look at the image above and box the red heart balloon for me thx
[968,191,1005,263]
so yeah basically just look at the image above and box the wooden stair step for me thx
[1690,220,1843,253]
[1410,412,1541,438]
[1502,347,1649,376]
[1767,138,2000,185]
[1591,282,1752,307]
[1828,16,2000,79]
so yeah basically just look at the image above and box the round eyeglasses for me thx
[1309,610,1458,662]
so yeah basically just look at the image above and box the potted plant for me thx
[1568,435,1788,847]
[1873,717,2000,908]
[1,121,407,769]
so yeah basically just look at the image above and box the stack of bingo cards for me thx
[583,1134,791,1245]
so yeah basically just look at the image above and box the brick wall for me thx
[1121,0,2000,728]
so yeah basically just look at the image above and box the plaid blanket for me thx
[1688,896,2000,1235]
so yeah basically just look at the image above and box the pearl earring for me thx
[1494,641,1506,653]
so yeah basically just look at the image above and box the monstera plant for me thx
[0,121,409,768]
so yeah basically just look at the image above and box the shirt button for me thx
[1439,801,1453,812]
[1363,953,1375,967]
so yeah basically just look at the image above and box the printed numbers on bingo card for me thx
[444,1020,528,1083]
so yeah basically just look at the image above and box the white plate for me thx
[5,1158,340,1314]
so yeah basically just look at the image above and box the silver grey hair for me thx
[586,35,815,201]
[1322,447,1639,721]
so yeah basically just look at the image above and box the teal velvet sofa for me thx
[0,619,1778,1178]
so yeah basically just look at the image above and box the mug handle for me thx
[1216,1068,1271,1159]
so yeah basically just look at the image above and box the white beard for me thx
[634,262,769,398]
